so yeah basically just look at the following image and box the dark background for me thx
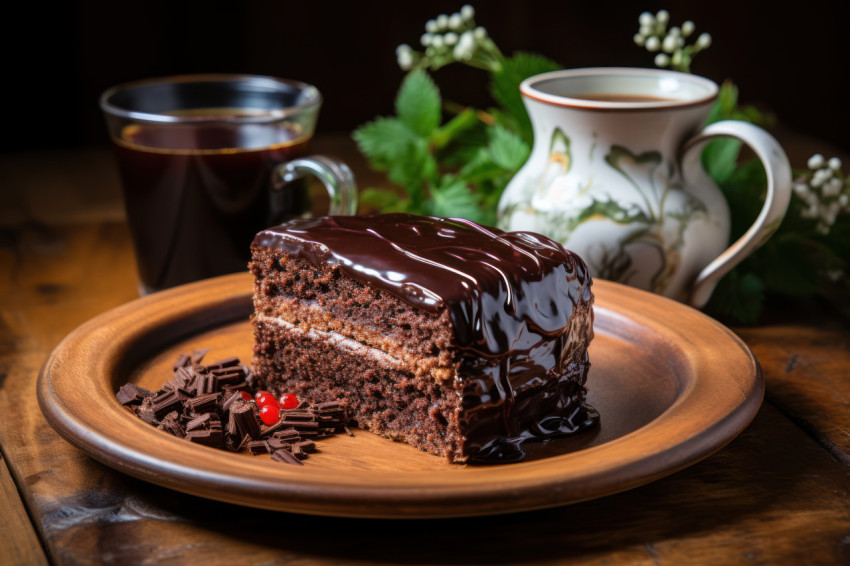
[4,0,849,155]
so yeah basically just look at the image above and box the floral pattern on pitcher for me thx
[501,128,709,295]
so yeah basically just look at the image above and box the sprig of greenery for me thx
[354,6,557,225]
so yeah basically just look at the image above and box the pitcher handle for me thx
[680,120,792,308]
[272,155,358,217]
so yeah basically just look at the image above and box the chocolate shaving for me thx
[190,348,211,365]
[271,449,303,465]
[173,354,191,370]
[229,401,260,440]
[206,356,240,371]
[186,429,224,447]
[186,392,221,414]
[291,444,308,460]
[151,390,182,421]
[118,351,353,466]
[222,391,245,413]
[186,412,221,432]
[266,437,293,451]
[116,383,153,405]
[157,411,185,438]
[195,374,218,396]
[246,440,269,455]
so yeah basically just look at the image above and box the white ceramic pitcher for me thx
[498,68,792,307]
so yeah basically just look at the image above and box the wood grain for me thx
[738,321,850,465]
[0,453,48,566]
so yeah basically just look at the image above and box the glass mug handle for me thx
[271,155,358,219]
[679,120,792,308]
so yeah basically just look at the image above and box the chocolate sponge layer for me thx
[251,248,467,461]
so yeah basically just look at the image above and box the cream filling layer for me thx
[257,314,409,372]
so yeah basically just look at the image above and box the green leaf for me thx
[458,147,498,180]
[702,138,742,184]
[705,81,739,125]
[437,120,489,167]
[487,124,530,171]
[386,138,437,198]
[490,52,560,144]
[396,70,441,138]
[424,177,484,221]
[358,187,404,212]
[352,117,419,169]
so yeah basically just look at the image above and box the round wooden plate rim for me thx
[37,273,762,517]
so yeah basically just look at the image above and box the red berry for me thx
[254,390,272,401]
[237,391,252,401]
[256,393,279,408]
[259,404,280,425]
[279,393,299,410]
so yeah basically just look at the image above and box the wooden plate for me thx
[37,273,762,518]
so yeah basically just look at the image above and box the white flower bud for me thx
[824,177,844,196]
[682,20,695,37]
[461,4,475,20]
[662,35,677,53]
[421,33,432,46]
[677,36,685,47]
[793,183,809,196]
[671,50,683,67]
[823,208,838,226]
[634,33,646,46]
[473,26,487,40]
[656,10,669,24]
[444,32,458,45]
[449,13,463,31]
[802,203,818,218]
[396,44,414,70]
[839,193,849,207]
[811,168,831,188]
[829,157,842,171]
[645,36,661,52]
[639,12,655,26]
[436,14,449,30]
[655,53,670,67]
[696,32,712,49]
[808,154,825,169]
[804,191,819,206]
[639,24,654,36]
[431,34,444,48]
[816,223,830,235]
[425,19,438,33]
[454,30,476,60]
[668,26,681,37]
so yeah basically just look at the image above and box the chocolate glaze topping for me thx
[254,214,592,357]
[253,214,598,463]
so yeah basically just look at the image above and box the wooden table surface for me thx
[1,133,849,565]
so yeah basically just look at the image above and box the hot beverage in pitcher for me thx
[566,93,679,103]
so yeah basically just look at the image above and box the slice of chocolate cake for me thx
[249,214,597,463]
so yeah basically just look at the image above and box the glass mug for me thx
[101,74,357,295]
